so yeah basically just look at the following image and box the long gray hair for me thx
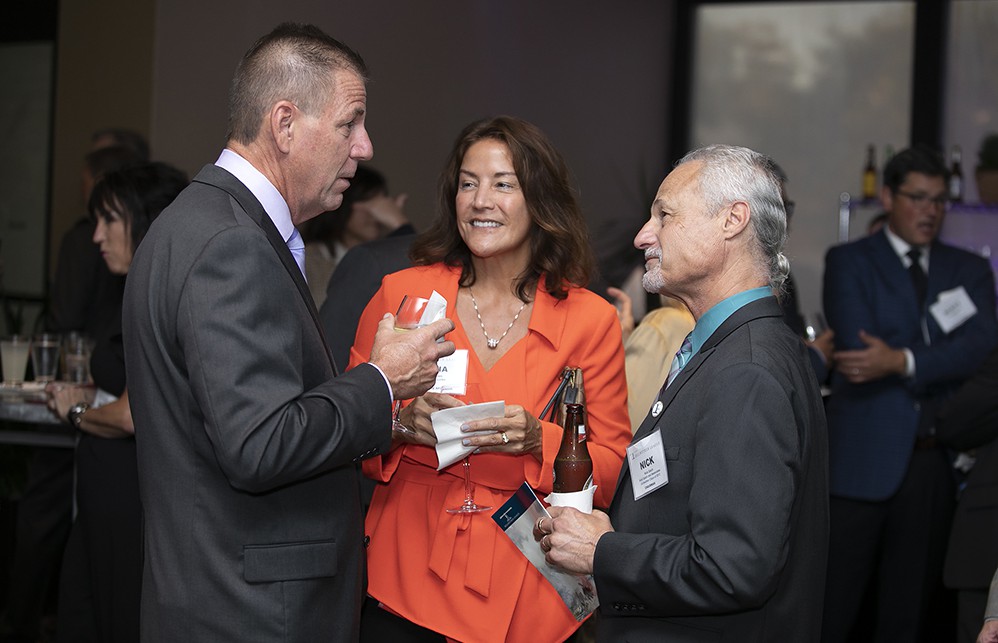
[678,144,790,294]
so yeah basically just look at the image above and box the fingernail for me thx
[460,423,469,431]
[462,439,471,446]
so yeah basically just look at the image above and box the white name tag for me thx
[429,349,468,396]
[929,286,977,334]
[627,429,668,501]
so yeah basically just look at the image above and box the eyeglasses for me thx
[895,190,949,209]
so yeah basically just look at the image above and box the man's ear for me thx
[722,201,751,239]
[270,101,296,154]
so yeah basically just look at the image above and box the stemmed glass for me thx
[391,296,429,435]
[446,384,492,514]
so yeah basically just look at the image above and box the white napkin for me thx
[432,400,505,470]
[421,290,448,326]
[545,486,598,514]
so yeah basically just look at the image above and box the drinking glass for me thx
[446,384,492,514]
[1,335,31,385]
[31,333,61,382]
[391,296,430,435]
[804,312,828,342]
[63,333,93,384]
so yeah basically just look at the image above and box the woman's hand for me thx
[461,405,543,460]
[394,393,465,447]
[45,383,92,423]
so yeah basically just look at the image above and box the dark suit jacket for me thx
[823,229,998,501]
[593,297,829,642]
[122,165,393,642]
[938,345,998,590]
[319,231,415,369]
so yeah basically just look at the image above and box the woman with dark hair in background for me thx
[300,164,411,307]
[47,162,188,642]
[350,116,630,642]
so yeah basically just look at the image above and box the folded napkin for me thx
[432,400,505,470]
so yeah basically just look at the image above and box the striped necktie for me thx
[287,228,306,281]
[666,334,693,389]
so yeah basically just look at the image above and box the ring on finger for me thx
[500,431,509,445]
[536,517,545,533]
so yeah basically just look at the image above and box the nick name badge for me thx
[929,286,977,334]
[627,429,668,501]
[429,349,469,396]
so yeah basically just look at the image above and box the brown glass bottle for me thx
[949,145,963,202]
[862,144,877,200]
[553,403,593,493]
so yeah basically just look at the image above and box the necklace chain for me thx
[468,287,527,349]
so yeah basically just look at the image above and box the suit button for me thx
[363,535,371,547]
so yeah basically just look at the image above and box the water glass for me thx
[1,335,31,385]
[31,333,61,382]
[63,333,93,384]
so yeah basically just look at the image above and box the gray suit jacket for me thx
[122,165,392,642]
[593,297,829,642]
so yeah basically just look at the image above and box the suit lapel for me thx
[193,165,339,374]
[610,296,784,508]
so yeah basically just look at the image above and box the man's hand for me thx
[979,619,998,643]
[535,506,614,575]
[369,314,455,400]
[834,329,906,384]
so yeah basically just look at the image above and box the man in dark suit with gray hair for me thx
[123,23,454,642]
[538,144,828,641]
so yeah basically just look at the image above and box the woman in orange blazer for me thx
[349,116,631,643]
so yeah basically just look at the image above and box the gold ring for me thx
[536,517,545,533]
[501,432,509,445]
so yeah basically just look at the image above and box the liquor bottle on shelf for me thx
[553,402,592,493]
[949,145,963,202]
[862,144,877,200]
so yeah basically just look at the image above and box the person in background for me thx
[539,144,829,641]
[936,345,998,643]
[0,136,147,643]
[821,145,998,642]
[121,23,454,643]
[300,164,411,307]
[349,115,631,643]
[978,568,998,643]
[46,162,188,643]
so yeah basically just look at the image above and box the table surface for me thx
[0,385,75,448]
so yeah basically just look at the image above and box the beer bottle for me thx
[949,145,963,202]
[553,403,593,493]
[862,144,877,200]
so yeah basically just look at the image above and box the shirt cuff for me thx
[366,362,394,405]
[903,348,915,378]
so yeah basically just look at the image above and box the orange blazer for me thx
[350,264,630,643]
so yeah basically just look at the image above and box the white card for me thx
[429,349,468,395]
[626,429,669,501]
[929,285,977,334]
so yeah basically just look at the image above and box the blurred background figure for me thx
[300,165,412,307]
[47,161,188,643]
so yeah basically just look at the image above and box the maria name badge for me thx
[429,349,468,396]
[929,286,977,334]
[627,429,668,501]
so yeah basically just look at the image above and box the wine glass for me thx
[446,385,492,514]
[391,296,429,435]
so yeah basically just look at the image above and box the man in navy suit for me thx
[821,145,998,642]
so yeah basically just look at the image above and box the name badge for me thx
[429,349,468,396]
[930,286,977,334]
[627,429,668,501]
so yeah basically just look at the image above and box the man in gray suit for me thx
[538,145,828,641]
[122,24,454,642]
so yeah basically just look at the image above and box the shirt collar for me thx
[689,287,771,355]
[215,149,296,243]
[883,224,930,270]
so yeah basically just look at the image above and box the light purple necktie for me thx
[287,228,306,281]
[665,334,693,389]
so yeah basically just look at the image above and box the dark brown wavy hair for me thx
[410,116,594,301]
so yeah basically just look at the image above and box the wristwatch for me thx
[67,402,90,429]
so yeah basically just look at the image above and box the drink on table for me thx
[31,333,61,382]
[1,335,31,385]
[553,402,593,493]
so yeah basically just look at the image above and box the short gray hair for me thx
[678,144,790,293]
[226,23,368,145]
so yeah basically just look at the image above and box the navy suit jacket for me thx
[594,297,829,642]
[823,229,998,501]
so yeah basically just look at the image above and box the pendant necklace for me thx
[468,287,527,349]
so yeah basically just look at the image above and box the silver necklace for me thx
[468,287,527,349]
